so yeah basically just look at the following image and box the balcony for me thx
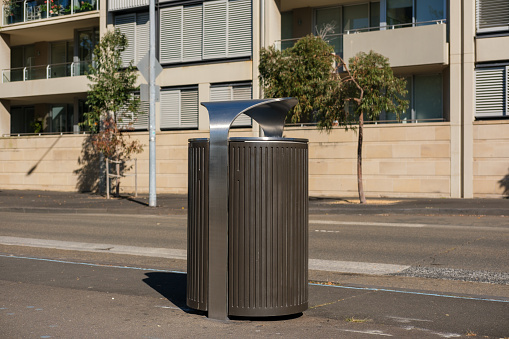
[108,0,147,12]
[276,20,449,70]
[2,0,98,26]
[2,61,91,83]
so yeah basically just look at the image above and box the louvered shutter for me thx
[232,84,252,126]
[203,0,227,59]
[228,0,252,57]
[180,89,199,128]
[210,84,252,126]
[115,14,136,67]
[132,100,149,130]
[116,106,133,130]
[136,12,150,64]
[475,67,506,117]
[210,86,231,101]
[160,7,183,63]
[183,5,203,62]
[477,0,509,33]
[160,90,181,129]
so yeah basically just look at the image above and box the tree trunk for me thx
[357,113,367,204]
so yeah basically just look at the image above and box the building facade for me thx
[0,0,508,198]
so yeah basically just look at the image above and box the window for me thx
[10,106,35,134]
[50,104,74,133]
[385,0,445,27]
[159,0,252,64]
[387,0,412,26]
[10,45,35,82]
[114,12,149,67]
[77,28,100,75]
[117,96,149,131]
[210,83,252,127]
[383,74,443,122]
[476,0,509,34]
[314,3,379,54]
[50,41,73,78]
[475,67,508,118]
[160,87,199,129]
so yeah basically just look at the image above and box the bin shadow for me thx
[143,272,204,315]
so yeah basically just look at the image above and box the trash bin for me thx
[186,98,308,319]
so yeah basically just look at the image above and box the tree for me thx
[260,37,408,203]
[328,51,408,204]
[82,29,144,196]
[259,35,348,124]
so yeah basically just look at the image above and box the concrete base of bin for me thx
[187,137,308,317]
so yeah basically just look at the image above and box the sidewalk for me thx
[0,189,507,216]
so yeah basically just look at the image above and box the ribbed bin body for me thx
[187,137,308,316]
[187,139,209,311]
[228,138,308,316]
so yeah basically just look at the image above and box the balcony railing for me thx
[275,19,447,52]
[1,61,92,83]
[2,0,98,26]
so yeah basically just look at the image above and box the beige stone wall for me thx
[0,124,453,198]
[473,121,509,198]
[285,123,451,198]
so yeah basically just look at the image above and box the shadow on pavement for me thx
[143,272,204,315]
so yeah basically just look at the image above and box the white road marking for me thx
[338,329,393,337]
[0,236,187,260]
[310,220,509,231]
[0,236,409,275]
[309,259,409,275]
[311,220,425,228]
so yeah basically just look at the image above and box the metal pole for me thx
[106,159,110,199]
[148,0,157,207]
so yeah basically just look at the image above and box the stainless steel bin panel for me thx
[187,139,209,311]
[228,139,309,316]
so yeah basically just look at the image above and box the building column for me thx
[0,34,10,136]
[449,0,462,198]
[198,82,210,130]
[0,100,10,136]
[461,0,475,198]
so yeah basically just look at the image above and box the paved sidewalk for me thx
[0,189,508,216]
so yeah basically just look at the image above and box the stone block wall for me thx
[1,121,505,198]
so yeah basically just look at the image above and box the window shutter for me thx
[132,100,149,130]
[210,86,232,101]
[203,0,227,59]
[477,0,509,33]
[210,84,252,126]
[160,90,181,129]
[180,89,199,128]
[115,14,136,67]
[183,5,203,62]
[136,12,150,64]
[232,84,252,126]
[475,67,506,117]
[228,0,252,57]
[160,7,183,63]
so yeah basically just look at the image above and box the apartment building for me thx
[0,0,508,198]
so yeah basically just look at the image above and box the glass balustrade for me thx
[2,0,98,25]
[1,61,92,83]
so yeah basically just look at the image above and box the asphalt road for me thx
[1,212,508,279]
[1,210,508,337]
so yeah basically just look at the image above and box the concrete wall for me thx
[473,121,509,198]
[343,23,449,68]
[0,123,457,198]
[476,35,509,63]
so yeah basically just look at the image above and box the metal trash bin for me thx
[187,137,308,317]
[186,98,308,319]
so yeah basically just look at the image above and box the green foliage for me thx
[259,35,347,124]
[82,29,143,162]
[344,51,408,121]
